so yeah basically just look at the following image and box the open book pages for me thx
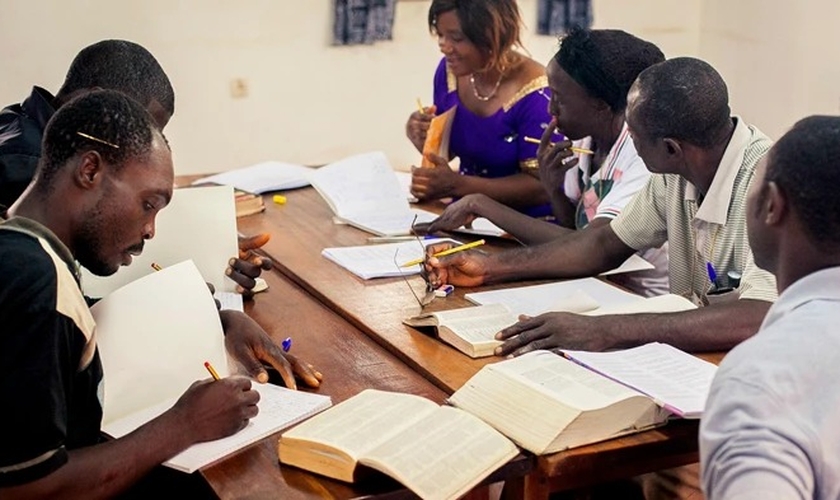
[310,151,437,236]
[279,389,517,500]
[104,383,332,473]
[321,238,458,280]
[449,351,669,454]
[404,304,517,358]
[193,161,313,194]
[561,342,717,418]
[580,293,696,316]
[465,278,639,317]
[81,185,240,298]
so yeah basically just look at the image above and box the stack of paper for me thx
[193,161,313,193]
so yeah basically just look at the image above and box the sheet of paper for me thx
[92,260,228,425]
[449,218,506,238]
[321,238,457,280]
[193,161,313,194]
[599,253,655,276]
[394,170,419,203]
[465,278,640,317]
[562,343,717,418]
[339,208,439,237]
[103,383,332,473]
[214,291,244,312]
[81,185,240,297]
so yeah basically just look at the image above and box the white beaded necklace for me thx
[469,71,503,101]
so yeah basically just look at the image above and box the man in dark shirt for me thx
[0,89,267,498]
[0,40,174,208]
[0,39,270,290]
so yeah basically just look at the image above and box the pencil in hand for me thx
[524,136,593,155]
[400,239,486,268]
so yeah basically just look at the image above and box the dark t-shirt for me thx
[0,87,56,208]
[0,217,103,487]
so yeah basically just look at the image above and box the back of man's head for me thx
[630,57,731,148]
[555,28,665,113]
[37,89,159,194]
[56,40,174,127]
[766,115,840,247]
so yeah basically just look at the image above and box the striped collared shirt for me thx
[610,117,777,304]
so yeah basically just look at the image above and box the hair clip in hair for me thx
[76,131,119,149]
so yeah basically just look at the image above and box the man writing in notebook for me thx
[0,90,313,497]
[0,39,270,293]
[426,57,778,354]
[701,115,840,499]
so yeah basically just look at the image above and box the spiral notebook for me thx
[103,384,332,473]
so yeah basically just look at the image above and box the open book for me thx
[93,261,332,473]
[193,161,313,194]
[465,277,695,317]
[310,151,438,236]
[449,344,717,455]
[278,389,518,500]
[404,303,518,358]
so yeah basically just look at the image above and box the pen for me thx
[367,235,435,244]
[151,262,162,272]
[282,337,292,353]
[523,136,594,155]
[204,361,221,381]
[416,97,425,114]
[400,239,486,267]
[706,262,719,288]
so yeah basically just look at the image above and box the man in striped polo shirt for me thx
[426,57,777,357]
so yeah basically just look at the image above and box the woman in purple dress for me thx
[405,0,560,217]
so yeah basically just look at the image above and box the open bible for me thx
[449,344,717,454]
[278,389,518,500]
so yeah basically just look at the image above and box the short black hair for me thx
[37,89,162,191]
[56,40,174,117]
[554,28,664,113]
[631,57,731,148]
[765,115,840,246]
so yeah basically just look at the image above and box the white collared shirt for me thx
[700,266,840,499]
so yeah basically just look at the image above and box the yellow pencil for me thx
[416,97,425,114]
[523,136,594,155]
[400,239,486,268]
[204,361,221,381]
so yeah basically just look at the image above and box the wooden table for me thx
[232,186,719,496]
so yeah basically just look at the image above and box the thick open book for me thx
[449,344,717,455]
[465,277,695,317]
[93,261,332,473]
[404,304,516,358]
[310,151,438,236]
[278,389,518,500]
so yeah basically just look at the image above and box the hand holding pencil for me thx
[422,240,492,288]
[528,118,583,187]
[406,98,436,153]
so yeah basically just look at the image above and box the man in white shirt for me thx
[701,115,840,499]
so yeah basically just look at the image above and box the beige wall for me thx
[0,1,836,174]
